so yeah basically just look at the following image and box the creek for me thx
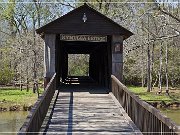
[160,109,180,125]
[0,109,179,134]
[0,111,28,135]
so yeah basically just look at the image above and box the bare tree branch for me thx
[158,7,180,23]
[58,2,75,9]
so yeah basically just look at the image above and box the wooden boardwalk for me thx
[40,91,141,135]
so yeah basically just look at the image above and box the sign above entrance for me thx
[60,34,107,42]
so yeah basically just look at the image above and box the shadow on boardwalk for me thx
[41,89,141,135]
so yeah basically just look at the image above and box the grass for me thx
[128,86,180,103]
[0,87,43,109]
[128,86,180,125]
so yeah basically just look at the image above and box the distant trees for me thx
[76,1,180,91]
[0,0,179,94]
[0,0,66,90]
[122,1,180,91]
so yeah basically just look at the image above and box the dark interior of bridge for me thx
[55,35,111,91]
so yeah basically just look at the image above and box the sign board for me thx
[113,42,123,53]
[60,34,107,42]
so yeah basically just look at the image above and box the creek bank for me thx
[147,101,180,109]
[0,104,33,112]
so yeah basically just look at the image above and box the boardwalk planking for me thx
[40,91,141,135]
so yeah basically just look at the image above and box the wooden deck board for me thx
[40,91,141,134]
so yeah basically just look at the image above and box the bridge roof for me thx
[36,4,133,39]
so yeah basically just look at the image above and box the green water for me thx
[0,111,28,135]
[0,109,179,134]
[160,109,180,125]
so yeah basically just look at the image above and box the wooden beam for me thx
[44,34,56,87]
[111,35,123,81]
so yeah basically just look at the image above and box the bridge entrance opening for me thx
[56,37,111,91]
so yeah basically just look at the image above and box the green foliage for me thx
[0,66,14,84]
[68,54,89,76]
[128,86,180,103]
[0,47,14,84]
[124,57,142,85]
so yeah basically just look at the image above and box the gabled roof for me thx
[36,3,133,39]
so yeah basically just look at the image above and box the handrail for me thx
[111,75,180,135]
[18,73,56,134]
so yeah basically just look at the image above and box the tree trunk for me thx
[26,65,29,92]
[141,44,145,87]
[20,49,23,91]
[32,13,37,93]
[151,42,155,90]
[147,44,151,92]
[158,41,163,94]
[147,14,151,92]
[33,0,41,28]
[152,74,158,88]
[165,42,169,95]
[171,39,175,88]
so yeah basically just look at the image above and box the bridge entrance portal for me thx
[36,4,133,93]
[56,38,111,91]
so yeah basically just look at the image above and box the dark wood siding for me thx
[36,4,133,38]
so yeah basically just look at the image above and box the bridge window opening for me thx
[68,54,90,76]
[65,54,91,85]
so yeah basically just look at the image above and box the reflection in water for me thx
[160,109,180,125]
[0,111,28,135]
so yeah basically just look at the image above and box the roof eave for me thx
[36,3,134,39]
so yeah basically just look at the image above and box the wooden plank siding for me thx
[112,35,123,81]
[36,4,133,39]
[44,34,56,87]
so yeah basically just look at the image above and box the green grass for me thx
[128,86,180,103]
[0,87,43,109]
[121,86,180,125]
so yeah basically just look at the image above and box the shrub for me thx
[0,65,14,85]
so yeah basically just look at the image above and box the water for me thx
[0,109,179,134]
[160,109,180,125]
[0,111,28,135]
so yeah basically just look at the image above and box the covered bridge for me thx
[19,3,179,135]
[36,3,133,92]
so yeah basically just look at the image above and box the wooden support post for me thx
[44,34,56,88]
[112,35,123,81]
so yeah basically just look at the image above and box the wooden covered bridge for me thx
[19,4,179,135]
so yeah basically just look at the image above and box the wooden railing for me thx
[111,75,180,135]
[18,73,56,134]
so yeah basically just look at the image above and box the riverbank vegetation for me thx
[128,86,180,125]
[0,87,42,111]
[128,86,180,108]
